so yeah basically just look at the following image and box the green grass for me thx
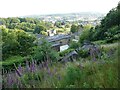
[1,55,31,70]
[92,40,107,45]
[2,42,119,88]
[1,56,24,65]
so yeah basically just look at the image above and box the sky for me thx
[0,0,119,17]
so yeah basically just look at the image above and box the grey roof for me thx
[35,34,44,38]
[62,51,78,60]
[51,43,60,47]
[37,34,71,45]
[46,34,71,42]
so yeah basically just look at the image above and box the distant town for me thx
[23,12,105,26]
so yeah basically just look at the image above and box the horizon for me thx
[0,0,119,18]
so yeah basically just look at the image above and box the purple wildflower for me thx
[18,64,22,73]
[15,68,22,77]
[14,64,22,77]
[47,68,51,75]
[30,60,35,72]
[7,74,14,87]
[45,61,49,69]
[47,68,53,78]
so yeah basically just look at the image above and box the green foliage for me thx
[93,3,120,41]
[2,28,36,60]
[83,24,92,30]
[54,21,62,28]
[65,24,70,28]
[41,31,48,36]
[79,29,90,44]
[0,17,49,34]
[105,25,120,43]
[78,49,89,58]
[1,56,25,70]
[69,41,80,49]
[59,49,74,57]
[92,40,107,45]
[62,65,82,87]
[79,26,95,44]
[70,24,79,33]
[33,38,60,62]
[57,28,64,33]
[2,42,119,88]
[33,25,47,34]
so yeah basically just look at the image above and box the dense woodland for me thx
[1,2,120,88]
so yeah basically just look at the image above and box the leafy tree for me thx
[33,25,47,34]
[54,21,61,28]
[86,2,120,42]
[10,18,20,23]
[16,30,36,56]
[33,38,60,62]
[2,28,36,60]
[0,18,6,25]
[65,24,70,28]
[79,27,94,44]
[70,24,78,33]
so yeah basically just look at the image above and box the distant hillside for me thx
[22,12,105,20]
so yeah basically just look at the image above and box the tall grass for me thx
[2,43,119,88]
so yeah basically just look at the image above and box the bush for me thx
[69,41,80,49]
[59,49,74,57]
[62,65,82,87]
[33,38,60,62]
[78,49,89,58]
[79,29,90,44]
[1,56,28,70]
[2,28,36,60]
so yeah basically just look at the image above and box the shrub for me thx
[62,65,82,87]
[1,55,31,70]
[79,29,90,44]
[33,38,60,62]
[78,49,89,58]
[59,49,74,57]
[69,41,80,49]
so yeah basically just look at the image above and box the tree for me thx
[2,28,36,60]
[33,38,60,62]
[16,30,36,56]
[89,2,120,41]
[65,24,70,28]
[79,29,91,44]
[70,24,78,33]
[33,25,47,34]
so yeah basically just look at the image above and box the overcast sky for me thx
[0,0,119,17]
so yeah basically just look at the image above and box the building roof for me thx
[62,50,78,61]
[60,44,69,52]
[46,34,71,42]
